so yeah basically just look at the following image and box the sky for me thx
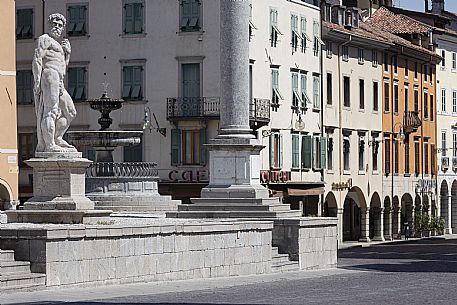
[394,0,457,13]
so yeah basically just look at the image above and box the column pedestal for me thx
[372,208,385,241]
[359,208,371,242]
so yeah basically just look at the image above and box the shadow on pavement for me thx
[338,238,457,273]
[15,303,274,305]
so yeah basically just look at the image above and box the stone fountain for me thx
[66,91,179,214]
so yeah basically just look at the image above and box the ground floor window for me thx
[171,128,206,166]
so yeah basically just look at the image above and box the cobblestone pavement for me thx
[3,237,457,305]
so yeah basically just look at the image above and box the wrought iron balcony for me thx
[250,98,271,129]
[442,156,450,171]
[403,111,422,133]
[167,97,220,120]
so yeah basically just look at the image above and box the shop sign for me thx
[332,178,352,191]
[260,170,291,183]
[167,170,209,182]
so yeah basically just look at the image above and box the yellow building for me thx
[0,0,19,210]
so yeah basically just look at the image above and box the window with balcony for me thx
[292,134,300,169]
[122,65,143,100]
[384,81,389,112]
[67,5,87,36]
[180,0,201,32]
[16,70,33,105]
[123,2,144,34]
[171,128,206,166]
[359,79,365,110]
[373,81,379,112]
[16,8,33,40]
[68,67,87,101]
[291,14,299,52]
[327,73,332,105]
[344,76,350,107]
[270,9,281,47]
[442,88,447,113]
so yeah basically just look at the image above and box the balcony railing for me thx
[403,111,422,133]
[442,156,450,171]
[86,162,158,178]
[250,98,271,123]
[167,97,220,120]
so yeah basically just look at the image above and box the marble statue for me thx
[32,13,77,153]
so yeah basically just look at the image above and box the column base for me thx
[358,237,371,242]
[384,235,392,241]
[372,236,385,242]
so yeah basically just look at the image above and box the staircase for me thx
[168,198,303,218]
[271,246,299,273]
[0,249,46,292]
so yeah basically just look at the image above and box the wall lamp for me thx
[143,106,166,136]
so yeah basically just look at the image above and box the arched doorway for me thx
[323,192,338,217]
[0,180,12,211]
[440,181,449,232]
[401,193,414,238]
[343,187,367,242]
[369,192,382,240]
[452,180,457,231]
[383,197,392,240]
[392,196,400,239]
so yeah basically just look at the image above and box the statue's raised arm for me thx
[32,13,77,154]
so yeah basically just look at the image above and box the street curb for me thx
[338,235,448,250]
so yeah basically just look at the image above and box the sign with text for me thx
[331,178,353,191]
[167,170,209,182]
[260,170,291,183]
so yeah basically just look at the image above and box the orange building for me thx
[366,7,441,239]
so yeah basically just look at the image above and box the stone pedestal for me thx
[6,153,111,224]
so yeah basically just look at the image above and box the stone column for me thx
[373,208,385,241]
[359,208,370,242]
[385,208,392,241]
[448,195,453,234]
[337,207,344,244]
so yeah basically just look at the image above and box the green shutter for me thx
[68,68,77,99]
[320,137,327,169]
[302,135,312,169]
[122,67,132,98]
[124,4,134,33]
[292,134,299,168]
[269,134,274,168]
[134,3,143,33]
[199,128,206,165]
[279,133,283,168]
[171,129,181,166]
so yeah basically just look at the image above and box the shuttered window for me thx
[67,5,87,36]
[385,138,390,175]
[122,66,143,100]
[16,9,33,39]
[16,70,33,105]
[292,134,299,169]
[301,135,312,169]
[181,0,201,31]
[68,67,87,101]
[171,128,206,166]
[124,2,143,34]
[269,132,283,169]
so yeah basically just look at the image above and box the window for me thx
[315,136,326,170]
[68,67,87,101]
[372,50,378,66]
[442,88,447,113]
[384,53,389,73]
[291,14,299,52]
[393,138,399,174]
[327,137,333,170]
[404,140,410,174]
[393,82,399,113]
[372,138,379,172]
[453,90,457,113]
[453,133,457,157]
[442,50,446,68]
[171,129,206,166]
[313,75,320,109]
[123,2,144,34]
[301,135,312,169]
[405,59,409,78]
[292,134,300,169]
[18,133,36,167]
[342,45,349,61]
[359,79,365,110]
[326,73,332,105]
[414,88,419,113]
[343,76,350,107]
[385,137,390,175]
[343,137,350,171]
[16,70,33,105]
[430,66,433,84]
[404,86,409,114]
[326,41,333,58]
[384,81,389,112]
[270,9,280,47]
[122,65,143,100]
[271,69,282,107]
[393,55,398,75]
[424,91,429,120]
[453,52,457,70]
[16,9,33,39]
[124,138,142,162]
[424,64,428,82]
[313,20,323,57]
[442,131,447,157]
[373,81,379,112]
[358,48,364,64]
[430,94,434,121]
[181,0,201,32]
[414,140,420,174]
[424,141,429,175]
[291,72,302,109]
[301,72,309,108]
[300,17,308,53]
[414,62,418,80]
[67,5,87,36]
[359,136,365,171]
[431,144,436,176]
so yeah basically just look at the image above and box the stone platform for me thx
[5,210,111,225]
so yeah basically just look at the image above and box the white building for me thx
[15,0,324,212]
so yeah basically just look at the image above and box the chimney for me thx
[431,0,445,14]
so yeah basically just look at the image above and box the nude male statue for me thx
[32,13,77,153]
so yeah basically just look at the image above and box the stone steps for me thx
[0,249,46,292]
[191,198,282,206]
[177,203,293,212]
[271,246,299,273]
[168,210,302,219]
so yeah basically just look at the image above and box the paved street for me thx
[3,237,457,305]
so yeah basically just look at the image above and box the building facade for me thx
[15,0,324,212]
[0,0,19,211]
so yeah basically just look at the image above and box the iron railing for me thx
[86,162,158,178]
[403,111,422,133]
[250,98,271,122]
[442,156,450,170]
[166,97,220,120]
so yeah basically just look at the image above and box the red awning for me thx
[287,187,325,196]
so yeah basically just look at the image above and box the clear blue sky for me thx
[394,0,457,13]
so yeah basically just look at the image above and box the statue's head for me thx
[48,13,66,38]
